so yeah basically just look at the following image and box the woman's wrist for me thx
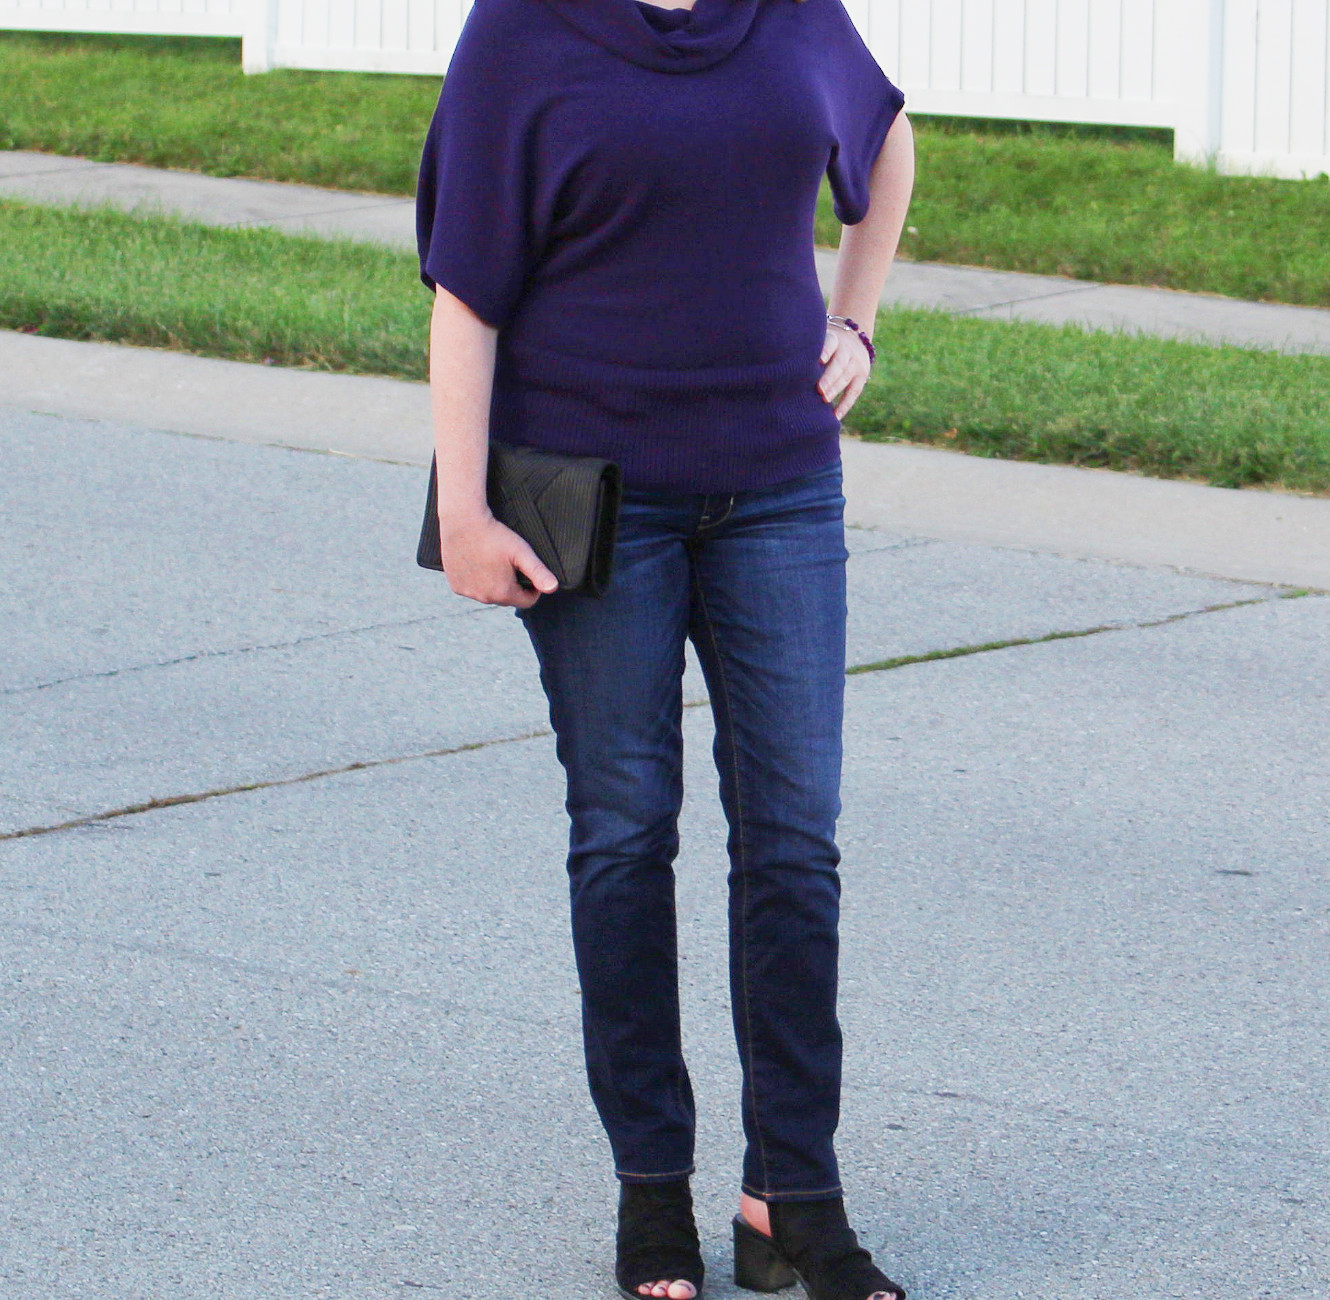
[439,496,493,532]
[437,473,493,533]
[825,313,876,364]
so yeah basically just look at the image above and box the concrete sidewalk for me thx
[4,327,1329,590]
[6,148,1330,356]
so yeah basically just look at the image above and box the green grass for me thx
[852,311,1330,491]
[0,200,429,374]
[4,31,1330,306]
[0,32,436,193]
[874,118,1330,308]
[4,199,1328,495]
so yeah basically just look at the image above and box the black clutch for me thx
[417,440,622,597]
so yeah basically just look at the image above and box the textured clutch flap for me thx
[417,440,622,597]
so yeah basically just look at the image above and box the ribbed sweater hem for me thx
[490,339,844,493]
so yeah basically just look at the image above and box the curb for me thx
[4,328,1327,589]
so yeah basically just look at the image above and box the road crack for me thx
[0,725,552,843]
[3,590,1312,843]
[847,592,1307,677]
[2,609,482,696]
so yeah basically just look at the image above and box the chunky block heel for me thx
[732,1198,906,1300]
[733,1214,797,1292]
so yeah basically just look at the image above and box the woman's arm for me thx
[819,111,916,419]
[429,287,559,607]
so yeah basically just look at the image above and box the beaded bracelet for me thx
[825,313,876,365]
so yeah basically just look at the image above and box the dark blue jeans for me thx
[516,457,848,1203]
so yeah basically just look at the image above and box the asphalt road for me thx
[2,400,1327,1298]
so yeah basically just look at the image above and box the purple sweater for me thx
[416,0,905,493]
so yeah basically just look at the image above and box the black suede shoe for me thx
[615,1178,705,1300]
[732,1197,905,1300]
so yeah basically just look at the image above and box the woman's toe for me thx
[636,1278,694,1298]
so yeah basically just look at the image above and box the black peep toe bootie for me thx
[615,1178,706,1300]
[732,1196,906,1300]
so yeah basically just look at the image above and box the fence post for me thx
[242,0,277,74]
[1173,0,1226,167]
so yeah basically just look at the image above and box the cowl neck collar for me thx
[536,0,760,73]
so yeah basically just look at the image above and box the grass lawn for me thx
[0,33,435,193]
[0,200,425,376]
[4,31,1330,307]
[4,199,1327,495]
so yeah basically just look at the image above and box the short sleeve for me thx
[415,2,547,328]
[822,0,906,226]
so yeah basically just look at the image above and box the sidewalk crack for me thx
[959,282,1109,316]
[847,591,1311,678]
[0,160,109,182]
[0,725,554,843]
[2,609,482,696]
[227,198,413,231]
[2,591,1313,844]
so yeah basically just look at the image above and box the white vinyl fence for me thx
[0,0,246,39]
[245,0,471,74]
[845,0,1178,128]
[2,0,1328,178]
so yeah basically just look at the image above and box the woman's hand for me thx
[818,325,873,421]
[439,507,560,609]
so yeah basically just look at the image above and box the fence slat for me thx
[1055,0,1090,98]
[405,0,431,54]
[928,0,963,91]
[991,0,1028,94]
[1222,0,1261,155]
[1254,0,1295,155]
[898,0,933,99]
[1023,0,1059,96]
[1087,0,1124,99]
[960,0,994,93]
[1288,0,1328,156]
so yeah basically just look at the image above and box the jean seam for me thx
[670,945,689,1145]
[618,1164,696,1179]
[742,1181,844,1200]
[691,573,772,1192]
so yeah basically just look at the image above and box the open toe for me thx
[615,1180,705,1300]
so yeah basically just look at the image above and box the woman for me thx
[416,0,915,1296]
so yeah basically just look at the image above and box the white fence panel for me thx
[250,0,468,73]
[1176,0,1330,174]
[856,0,1176,126]
[0,0,243,37]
